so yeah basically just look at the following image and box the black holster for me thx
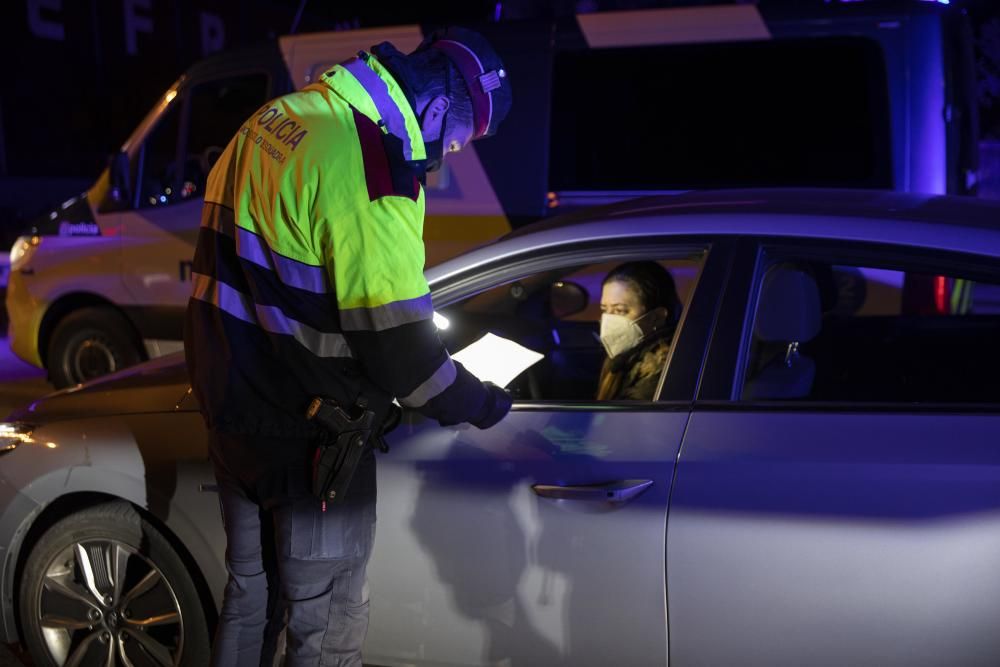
[305,396,385,505]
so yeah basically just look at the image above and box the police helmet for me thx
[417,27,512,139]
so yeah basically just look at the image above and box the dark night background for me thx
[1,0,999,229]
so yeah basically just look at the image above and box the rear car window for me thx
[742,260,1000,404]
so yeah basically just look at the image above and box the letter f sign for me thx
[124,0,154,55]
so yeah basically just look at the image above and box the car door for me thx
[363,238,732,667]
[668,239,1000,666]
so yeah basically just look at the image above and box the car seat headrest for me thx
[755,267,821,343]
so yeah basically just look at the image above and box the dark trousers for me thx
[208,431,377,667]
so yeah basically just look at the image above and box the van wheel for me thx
[18,502,210,667]
[47,307,144,388]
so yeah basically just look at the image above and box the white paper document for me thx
[452,333,544,388]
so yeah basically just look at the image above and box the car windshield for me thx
[120,78,184,157]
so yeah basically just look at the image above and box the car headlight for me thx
[10,235,40,270]
[0,423,34,455]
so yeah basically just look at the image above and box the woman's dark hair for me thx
[405,49,474,130]
[602,261,681,325]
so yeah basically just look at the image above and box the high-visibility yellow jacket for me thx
[184,51,491,435]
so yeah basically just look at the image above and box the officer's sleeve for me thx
[327,193,493,426]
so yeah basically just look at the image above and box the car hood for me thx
[6,353,194,423]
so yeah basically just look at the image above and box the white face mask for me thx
[599,313,644,358]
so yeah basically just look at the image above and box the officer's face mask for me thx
[599,307,668,359]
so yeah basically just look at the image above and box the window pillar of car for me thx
[674,237,756,403]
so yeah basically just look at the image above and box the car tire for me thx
[47,307,144,388]
[19,502,210,667]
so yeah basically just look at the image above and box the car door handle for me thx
[531,479,653,504]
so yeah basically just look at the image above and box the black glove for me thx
[471,382,512,429]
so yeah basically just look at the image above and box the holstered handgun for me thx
[305,396,383,505]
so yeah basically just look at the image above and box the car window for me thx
[133,100,181,208]
[182,74,270,201]
[135,73,269,209]
[742,258,1000,403]
[437,254,704,402]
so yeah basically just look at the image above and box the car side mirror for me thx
[109,150,132,205]
[549,280,588,319]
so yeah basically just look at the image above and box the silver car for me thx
[3,189,1000,667]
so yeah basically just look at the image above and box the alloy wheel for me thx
[36,538,184,666]
[70,337,119,383]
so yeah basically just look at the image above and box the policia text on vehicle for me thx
[183,27,513,666]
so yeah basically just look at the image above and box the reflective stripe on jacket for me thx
[185,52,490,436]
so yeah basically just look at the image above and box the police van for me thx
[7,1,977,387]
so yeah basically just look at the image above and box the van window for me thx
[549,37,892,192]
[183,74,270,200]
[135,73,269,209]
[134,101,182,208]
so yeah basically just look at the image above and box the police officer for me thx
[184,28,513,666]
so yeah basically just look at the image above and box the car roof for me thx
[427,189,1000,286]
